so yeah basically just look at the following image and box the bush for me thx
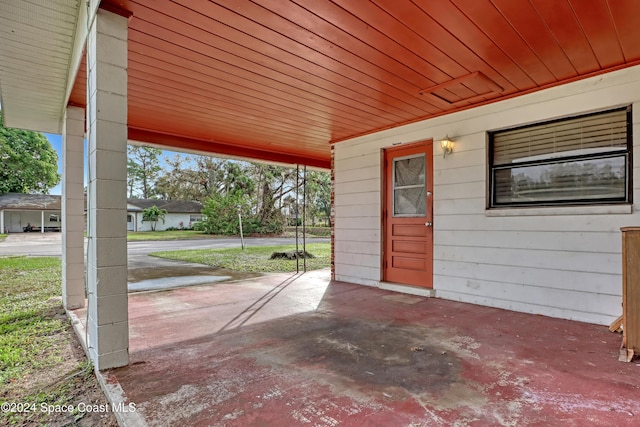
[284,226,331,237]
[255,216,285,234]
[197,193,286,236]
[199,194,244,235]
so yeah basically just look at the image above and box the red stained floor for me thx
[81,270,640,426]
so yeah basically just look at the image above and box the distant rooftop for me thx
[0,193,202,214]
[0,193,62,210]
[127,199,203,214]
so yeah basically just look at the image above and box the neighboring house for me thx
[126,199,203,232]
[0,193,62,233]
[0,194,203,233]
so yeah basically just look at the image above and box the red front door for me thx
[383,141,433,288]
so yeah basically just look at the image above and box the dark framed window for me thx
[489,106,632,208]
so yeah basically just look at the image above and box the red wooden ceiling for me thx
[68,0,640,168]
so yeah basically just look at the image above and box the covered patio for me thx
[70,269,640,426]
[3,0,640,398]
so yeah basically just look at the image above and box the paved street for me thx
[0,233,328,258]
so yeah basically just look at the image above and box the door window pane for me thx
[395,156,425,186]
[394,154,426,216]
[394,188,426,215]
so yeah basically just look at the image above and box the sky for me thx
[43,133,192,196]
[44,133,64,195]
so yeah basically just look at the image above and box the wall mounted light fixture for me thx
[440,136,454,158]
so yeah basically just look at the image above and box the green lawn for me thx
[0,257,116,426]
[0,257,66,386]
[0,234,6,242]
[151,242,331,273]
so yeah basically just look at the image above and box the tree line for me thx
[0,113,330,236]
[127,146,331,234]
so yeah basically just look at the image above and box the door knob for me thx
[425,221,432,227]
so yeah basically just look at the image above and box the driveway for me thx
[0,232,64,256]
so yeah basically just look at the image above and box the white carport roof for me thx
[0,0,95,133]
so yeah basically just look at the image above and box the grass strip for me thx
[150,242,330,273]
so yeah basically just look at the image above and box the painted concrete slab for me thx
[128,275,231,292]
[71,269,640,426]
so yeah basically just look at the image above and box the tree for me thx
[0,111,60,195]
[155,154,204,201]
[127,145,162,198]
[251,164,293,228]
[306,170,331,226]
[155,155,256,202]
[141,205,167,231]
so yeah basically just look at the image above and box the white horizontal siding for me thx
[135,213,192,231]
[434,260,616,295]
[435,181,485,201]
[335,240,380,256]
[335,204,380,218]
[334,191,380,207]
[333,64,640,325]
[434,164,485,185]
[334,228,379,243]
[435,277,619,325]
[436,214,632,232]
[434,245,619,275]
[337,178,379,195]
[335,216,379,231]
[435,230,620,253]
[336,165,380,183]
[435,198,485,215]
[333,271,380,287]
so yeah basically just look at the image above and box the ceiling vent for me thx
[420,71,503,107]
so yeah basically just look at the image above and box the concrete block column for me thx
[62,106,86,310]
[86,8,129,370]
[330,144,335,280]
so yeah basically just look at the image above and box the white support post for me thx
[62,106,86,310]
[86,8,129,370]
[1,210,4,234]
[41,211,45,233]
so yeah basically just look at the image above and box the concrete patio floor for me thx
[73,270,640,426]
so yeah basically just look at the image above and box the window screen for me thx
[489,107,631,207]
[393,154,426,216]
